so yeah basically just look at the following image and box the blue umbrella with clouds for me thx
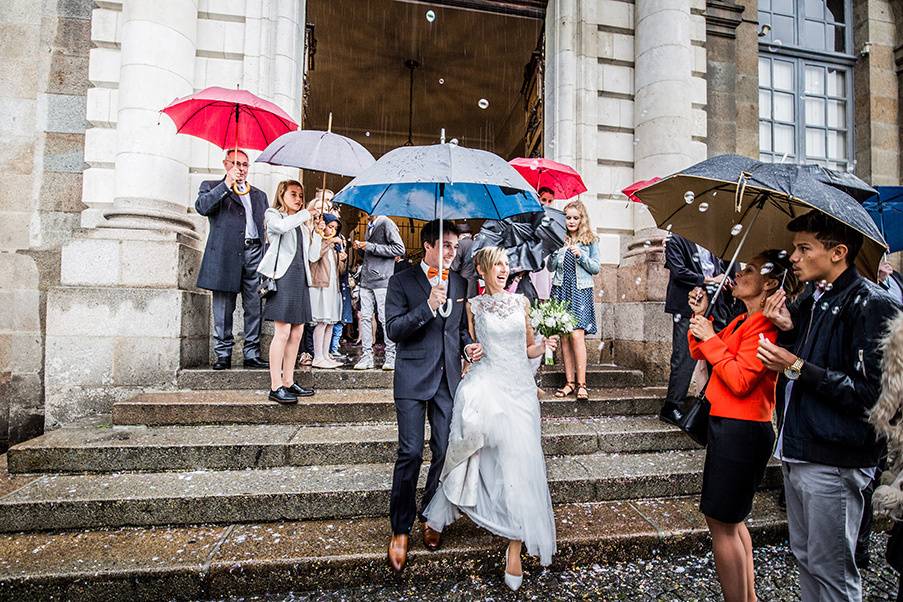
[333,133,542,315]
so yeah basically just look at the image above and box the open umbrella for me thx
[863,186,903,253]
[623,177,662,202]
[333,134,542,315]
[472,208,567,273]
[634,154,887,282]
[509,157,587,200]
[800,164,877,203]
[256,112,376,203]
[161,86,297,151]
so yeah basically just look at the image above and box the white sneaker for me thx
[353,357,374,370]
[382,359,395,371]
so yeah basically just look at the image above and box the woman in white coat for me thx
[257,180,322,404]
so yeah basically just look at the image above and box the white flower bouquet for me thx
[530,299,577,365]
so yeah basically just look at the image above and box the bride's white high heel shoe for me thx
[504,544,523,591]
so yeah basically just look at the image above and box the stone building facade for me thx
[2,0,902,449]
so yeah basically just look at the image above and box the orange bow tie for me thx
[427,267,449,281]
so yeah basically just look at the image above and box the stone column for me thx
[44,0,209,427]
[704,1,748,156]
[544,0,579,169]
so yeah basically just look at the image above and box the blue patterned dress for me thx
[550,249,597,335]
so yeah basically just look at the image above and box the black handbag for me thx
[678,385,710,447]
[257,234,282,300]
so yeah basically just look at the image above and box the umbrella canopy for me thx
[863,186,903,253]
[509,157,587,200]
[623,177,662,202]
[800,164,877,203]
[161,86,298,151]
[256,129,375,177]
[634,155,887,280]
[333,142,541,220]
[472,208,567,273]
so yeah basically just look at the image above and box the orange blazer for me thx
[687,311,778,422]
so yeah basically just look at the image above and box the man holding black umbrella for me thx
[758,211,901,601]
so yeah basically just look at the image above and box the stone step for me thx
[0,449,781,532]
[111,387,667,426]
[0,493,787,601]
[175,365,646,391]
[8,415,695,474]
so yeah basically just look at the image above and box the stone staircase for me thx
[0,365,787,600]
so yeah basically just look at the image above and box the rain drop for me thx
[478,98,490,110]
[438,78,445,85]
[698,202,710,212]
[760,263,774,275]
[778,250,788,259]
[730,224,743,236]
[425,9,436,22]
[684,191,695,205]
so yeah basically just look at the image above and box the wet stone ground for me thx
[205,533,900,601]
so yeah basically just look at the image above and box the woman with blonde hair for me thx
[257,180,321,403]
[424,246,558,591]
[548,200,600,401]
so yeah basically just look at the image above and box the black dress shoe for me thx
[243,357,270,369]
[268,386,298,405]
[212,357,231,370]
[288,383,315,397]
[658,402,684,427]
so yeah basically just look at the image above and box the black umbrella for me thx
[471,207,566,273]
[798,164,877,203]
[635,154,888,282]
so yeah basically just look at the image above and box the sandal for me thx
[576,384,589,401]
[555,382,576,398]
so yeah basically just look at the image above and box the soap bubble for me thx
[478,98,490,110]
[673,314,682,323]
[831,306,840,315]
[768,39,783,52]
[760,263,774,275]
[824,282,833,291]
[778,250,788,259]
[449,138,459,146]
[820,301,830,311]
[698,202,710,212]
[692,253,700,262]
[684,191,695,204]
[364,131,370,137]
[643,240,652,248]
[438,78,445,85]
[665,224,673,231]
[426,9,436,22]
[635,277,642,285]
[730,224,743,236]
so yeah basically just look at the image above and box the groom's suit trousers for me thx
[390,373,454,535]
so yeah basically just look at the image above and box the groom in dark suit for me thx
[384,219,483,572]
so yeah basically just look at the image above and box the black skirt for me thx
[263,228,313,325]
[699,416,775,524]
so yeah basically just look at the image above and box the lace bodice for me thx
[468,293,530,369]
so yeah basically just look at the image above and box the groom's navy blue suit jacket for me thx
[386,267,472,401]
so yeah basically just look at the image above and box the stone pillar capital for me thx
[705,0,745,40]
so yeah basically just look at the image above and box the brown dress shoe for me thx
[387,533,408,573]
[422,522,442,551]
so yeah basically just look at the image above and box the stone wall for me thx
[0,0,92,451]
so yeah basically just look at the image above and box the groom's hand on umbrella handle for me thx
[428,283,447,311]
[465,343,483,363]
[763,290,794,332]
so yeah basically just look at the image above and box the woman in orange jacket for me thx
[687,248,800,602]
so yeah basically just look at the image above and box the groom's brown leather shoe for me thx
[422,522,442,551]
[387,534,408,573]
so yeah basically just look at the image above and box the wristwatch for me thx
[784,357,804,381]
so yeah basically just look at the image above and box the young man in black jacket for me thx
[758,211,902,601]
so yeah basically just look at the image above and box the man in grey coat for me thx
[352,214,405,370]
[195,149,270,370]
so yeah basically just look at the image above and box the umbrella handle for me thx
[438,299,453,318]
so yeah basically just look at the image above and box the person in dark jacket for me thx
[758,211,902,601]
[661,232,735,425]
[195,149,269,370]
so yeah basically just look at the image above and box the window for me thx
[758,0,854,170]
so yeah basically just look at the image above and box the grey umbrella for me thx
[635,154,888,282]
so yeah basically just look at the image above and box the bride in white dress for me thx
[423,246,558,591]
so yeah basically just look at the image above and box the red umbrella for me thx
[622,177,662,202]
[509,157,587,200]
[161,86,298,151]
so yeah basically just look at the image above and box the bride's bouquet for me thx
[530,299,576,365]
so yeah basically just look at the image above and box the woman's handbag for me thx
[678,385,710,447]
[257,234,282,300]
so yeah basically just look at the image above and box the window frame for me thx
[758,0,855,169]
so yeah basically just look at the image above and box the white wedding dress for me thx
[423,292,556,566]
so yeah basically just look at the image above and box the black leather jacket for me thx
[777,267,902,467]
